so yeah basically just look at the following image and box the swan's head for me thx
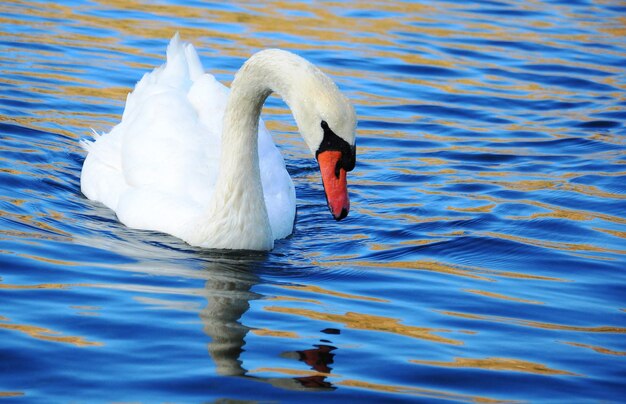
[315,118,356,221]
[244,49,357,221]
[291,75,356,221]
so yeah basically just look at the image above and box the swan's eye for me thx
[317,121,356,173]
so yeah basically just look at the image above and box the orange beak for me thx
[317,150,350,221]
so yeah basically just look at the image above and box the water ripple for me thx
[0,0,625,401]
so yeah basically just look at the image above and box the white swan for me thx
[80,34,357,251]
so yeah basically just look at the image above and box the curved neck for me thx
[202,50,312,250]
[220,50,309,173]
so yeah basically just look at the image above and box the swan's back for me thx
[81,35,295,243]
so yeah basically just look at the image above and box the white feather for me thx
[80,34,355,250]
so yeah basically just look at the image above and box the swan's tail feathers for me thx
[80,129,102,152]
[160,32,197,87]
[164,32,205,83]
[167,32,182,61]
[184,43,204,81]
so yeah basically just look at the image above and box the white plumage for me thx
[81,34,356,250]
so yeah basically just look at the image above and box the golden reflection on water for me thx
[0,392,24,398]
[0,315,102,347]
[448,204,496,214]
[420,188,626,227]
[462,289,544,305]
[596,227,626,240]
[336,379,512,404]
[265,306,462,345]
[315,258,564,282]
[251,328,299,339]
[279,284,389,303]
[481,231,625,257]
[251,367,335,378]
[561,341,626,356]
[473,179,626,201]
[410,357,578,376]
[440,310,626,334]
[321,259,492,281]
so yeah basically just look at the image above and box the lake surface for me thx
[1,0,625,402]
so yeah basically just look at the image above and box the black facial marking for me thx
[316,120,356,177]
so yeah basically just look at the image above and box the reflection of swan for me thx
[199,255,337,390]
[200,259,259,377]
[80,34,357,250]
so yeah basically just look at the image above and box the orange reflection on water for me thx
[481,231,625,257]
[471,178,626,202]
[317,258,564,282]
[336,378,512,403]
[265,306,462,345]
[0,392,24,398]
[411,356,578,376]
[463,289,544,305]
[280,284,389,303]
[251,328,300,339]
[250,367,335,378]
[420,187,626,227]
[0,315,102,347]
[440,310,626,334]
[594,227,626,240]
[561,341,626,356]
[318,258,491,281]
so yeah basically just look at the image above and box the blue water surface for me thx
[1,0,625,402]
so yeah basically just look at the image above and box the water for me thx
[1,0,625,402]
